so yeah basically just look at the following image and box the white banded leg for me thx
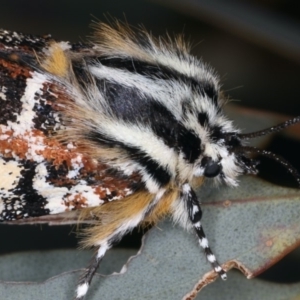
[74,192,165,299]
[75,242,110,300]
[182,183,227,280]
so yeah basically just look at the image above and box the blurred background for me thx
[1,0,300,290]
[1,0,300,114]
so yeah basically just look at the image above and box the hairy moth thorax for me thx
[1,22,300,300]
[41,23,246,191]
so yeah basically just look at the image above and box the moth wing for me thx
[0,30,143,224]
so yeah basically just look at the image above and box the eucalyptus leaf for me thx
[1,177,300,300]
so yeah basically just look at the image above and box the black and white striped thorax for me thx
[66,29,258,194]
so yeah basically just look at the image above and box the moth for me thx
[0,22,299,300]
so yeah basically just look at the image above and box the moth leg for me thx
[182,183,227,280]
[75,242,110,300]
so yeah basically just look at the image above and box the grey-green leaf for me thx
[1,177,300,300]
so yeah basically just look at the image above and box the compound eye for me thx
[201,157,222,178]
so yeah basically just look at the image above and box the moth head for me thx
[192,116,300,187]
